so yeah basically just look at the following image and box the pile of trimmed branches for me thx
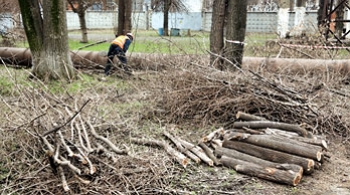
[152,66,350,138]
[0,80,178,194]
[133,112,329,186]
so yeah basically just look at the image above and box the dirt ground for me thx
[1,31,350,195]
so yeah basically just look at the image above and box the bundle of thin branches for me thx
[151,66,350,137]
[0,79,179,194]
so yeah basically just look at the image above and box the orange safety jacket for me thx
[111,35,130,49]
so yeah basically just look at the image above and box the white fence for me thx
[66,11,320,34]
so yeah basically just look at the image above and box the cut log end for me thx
[316,152,323,162]
[292,172,302,186]
[182,158,189,168]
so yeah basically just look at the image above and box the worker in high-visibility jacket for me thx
[105,32,134,75]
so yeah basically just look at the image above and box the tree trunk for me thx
[222,140,315,174]
[117,0,125,35]
[209,0,225,69]
[67,0,91,43]
[78,12,88,43]
[17,0,44,57]
[224,0,247,69]
[163,0,171,36]
[19,0,75,81]
[124,0,132,33]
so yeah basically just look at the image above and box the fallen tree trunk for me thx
[215,146,303,176]
[220,155,302,186]
[233,121,310,137]
[1,47,350,75]
[222,140,315,174]
[225,133,323,162]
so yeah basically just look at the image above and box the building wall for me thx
[66,10,319,34]
[151,12,202,30]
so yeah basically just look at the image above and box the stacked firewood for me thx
[133,111,329,186]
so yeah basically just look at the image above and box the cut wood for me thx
[220,155,302,186]
[215,146,303,176]
[222,140,315,174]
[202,127,225,143]
[130,138,189,168]
[225,133,323,162]
[163,130,201,163]
[198,142,221,165]
[288,136,328,151]
[236,111,267,121]
[265,128,300,138]
[233,121,311,137]
[227,127,263,135]
[177,138,214,166]
[210,139,223,149]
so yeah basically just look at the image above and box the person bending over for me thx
[105,32,134,75]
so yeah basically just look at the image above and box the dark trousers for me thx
[105,44,127,75]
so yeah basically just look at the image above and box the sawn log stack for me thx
[132,112,329,186]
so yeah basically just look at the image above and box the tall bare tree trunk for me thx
[78,11,88,43]
[224,0,247,70]
[19,0,75,81]
[163,0,171,36]
[117,0,132,35]
[67,0,94,43]
[117,0,125,35]
[124,0,132,33]
[209,0,225,69]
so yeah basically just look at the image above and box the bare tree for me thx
[151,0,188,36]
[117,0,132,35]
[209,0,226,69]
[18,0,75,81]
[209,0,247,70]
[67,0,103,43]
[224,0,247,69]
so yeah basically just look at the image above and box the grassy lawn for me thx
[68,29,279,56]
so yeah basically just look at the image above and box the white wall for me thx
[65,10,319,35]
[183,0,203,12]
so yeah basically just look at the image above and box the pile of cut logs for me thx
[132,111,329,186]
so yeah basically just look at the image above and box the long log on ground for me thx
[243,57,350,74]
[236,111,267,121]
[220,155,302,186]
[222,140,314,174]
[2,47,350,75]
[225,133,323,162]
[215,146,303,176]
[233,121,311,137]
